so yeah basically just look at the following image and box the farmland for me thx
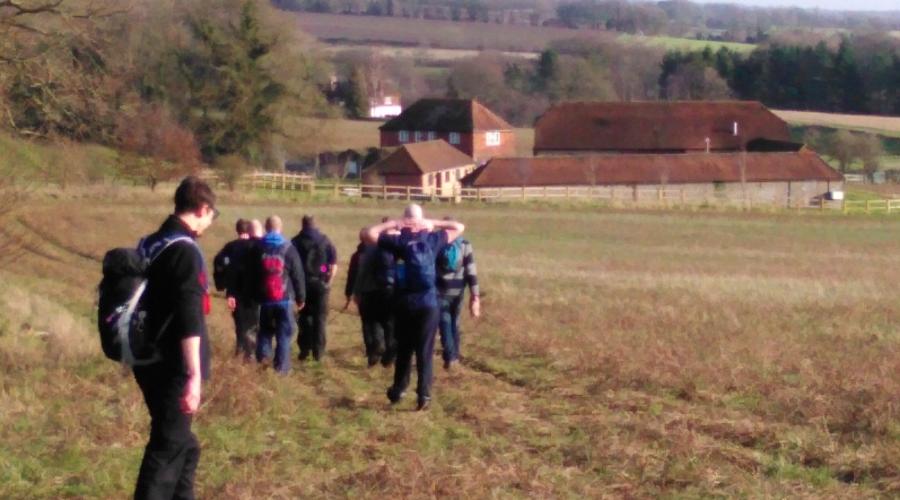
[296,12,756,54]
[1,183,899,497]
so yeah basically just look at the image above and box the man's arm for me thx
[463,241,481,318]
[431,219,464,242]
[361,219,400,245]
[287,246,306,308]
[180,336,202,414]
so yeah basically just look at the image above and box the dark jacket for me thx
[140,215,211,380]
[250,232,306,305]
[213,238,258,302]
[291,228,337,284]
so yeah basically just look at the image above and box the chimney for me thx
[733,121,739,137]
[705,137,710,153]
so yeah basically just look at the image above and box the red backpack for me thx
[261,244,289,302]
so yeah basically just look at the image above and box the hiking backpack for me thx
[437,238,463,274]
[297,235,329,283]
[260,243,290,302]
[395,233,437,294]
[97,235,194,366]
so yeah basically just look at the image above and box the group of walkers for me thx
[123,176,480,499]
[213,214,337,373]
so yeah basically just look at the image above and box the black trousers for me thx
[391,305,440,400]
[358,290,396,365]
[232,300,259,359]
[133,364,199,500]
[298,281,329,360]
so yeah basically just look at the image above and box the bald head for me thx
[265,215,282,234]
[403,203,423,220]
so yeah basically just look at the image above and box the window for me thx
[486,131,501,146]
[427,131,436,141]
[445,171,450,182]
[415,130,424,142]
[449,132,461,145]
[398,130,409,143]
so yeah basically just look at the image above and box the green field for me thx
[1,183,899,497]
[297,12,755,54]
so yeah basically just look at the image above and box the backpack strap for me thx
[139,235,197,264]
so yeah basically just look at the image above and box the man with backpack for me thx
[252,215,306,374]
[291,215,337,362]
[213,219,259,360]
[345,231,397,367]
[436,216,481,370]
[131,176,217,499]
[361,204,464,411]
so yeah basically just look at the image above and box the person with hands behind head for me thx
[361,204,464,411]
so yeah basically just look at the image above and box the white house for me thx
[369,95,402,119]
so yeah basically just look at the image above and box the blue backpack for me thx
[395,233,436,294]
[438,239,463,273]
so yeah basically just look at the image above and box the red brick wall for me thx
[472,130,517,165]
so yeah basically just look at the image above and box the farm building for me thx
[363,140,476,197]
[369,95,402,119]
[462,151,844,207]
[534,101,793,156]
[379,98,516,165]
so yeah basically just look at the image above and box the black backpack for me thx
[97,235,193,366]
[297,234,329,283]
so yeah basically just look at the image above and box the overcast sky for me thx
[690,0,900,13]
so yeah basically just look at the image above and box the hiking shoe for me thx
[367,355,380,367]
[386,387,405,404]
[416,397,431,411]
[297,351,310,362]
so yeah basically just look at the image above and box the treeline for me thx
[271,0,900,43]
[660,34,900,115]
[0,0,333,185]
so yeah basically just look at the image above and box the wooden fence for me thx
[205,172,900,214]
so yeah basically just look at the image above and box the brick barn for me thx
[363,140,476,197]
[534,101,793,156]
[379,98,516,165]
[462,151,844,207]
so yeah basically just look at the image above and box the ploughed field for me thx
[1,190,899,497]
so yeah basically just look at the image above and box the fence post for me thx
[866,199,871,214]
[521,186,526,200]
[820,197,826,211]
[383,184,388,200]
[333,183,339,199]
[282,173,286,190]
[476,188,482,202]
[405,185,410,201]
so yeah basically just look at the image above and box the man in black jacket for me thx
[213,219,259,360]
[292,215,337,362]
[133,176,217,500]
[252,215,305,373]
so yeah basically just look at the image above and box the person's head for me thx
[235,218,251,238]
[302,215,316,231]
[250,219,264,239]
[265,215,283,234]
[174,176,217,236]
[403,203,423,220]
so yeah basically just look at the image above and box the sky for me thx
[690,0,900,13]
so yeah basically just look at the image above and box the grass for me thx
[296,12,755,54]
[775,110,900,139]
[1,184,899,497]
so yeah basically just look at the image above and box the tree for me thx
[345,67,370,118]
[117,104,201,190]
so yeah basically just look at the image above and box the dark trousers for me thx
[298,281,329,360]
[438,294,464,363]
[133,364,199,500]
[358,290,396,365]
[391,305,440,400]
[232,300,258,359]
[257,303,294,373]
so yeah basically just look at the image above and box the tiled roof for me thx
[380,98,513,132]
[462,151,843,187]
[368,140,474,175]
[534,101,792,153]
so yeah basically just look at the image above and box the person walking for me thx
[252,215,305,374]
[292,215,337,362]
[132,176,217,500]
[345,233,397,367]
[213,219,259,360]
[361,204,464,411]
[436,217,480,370]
